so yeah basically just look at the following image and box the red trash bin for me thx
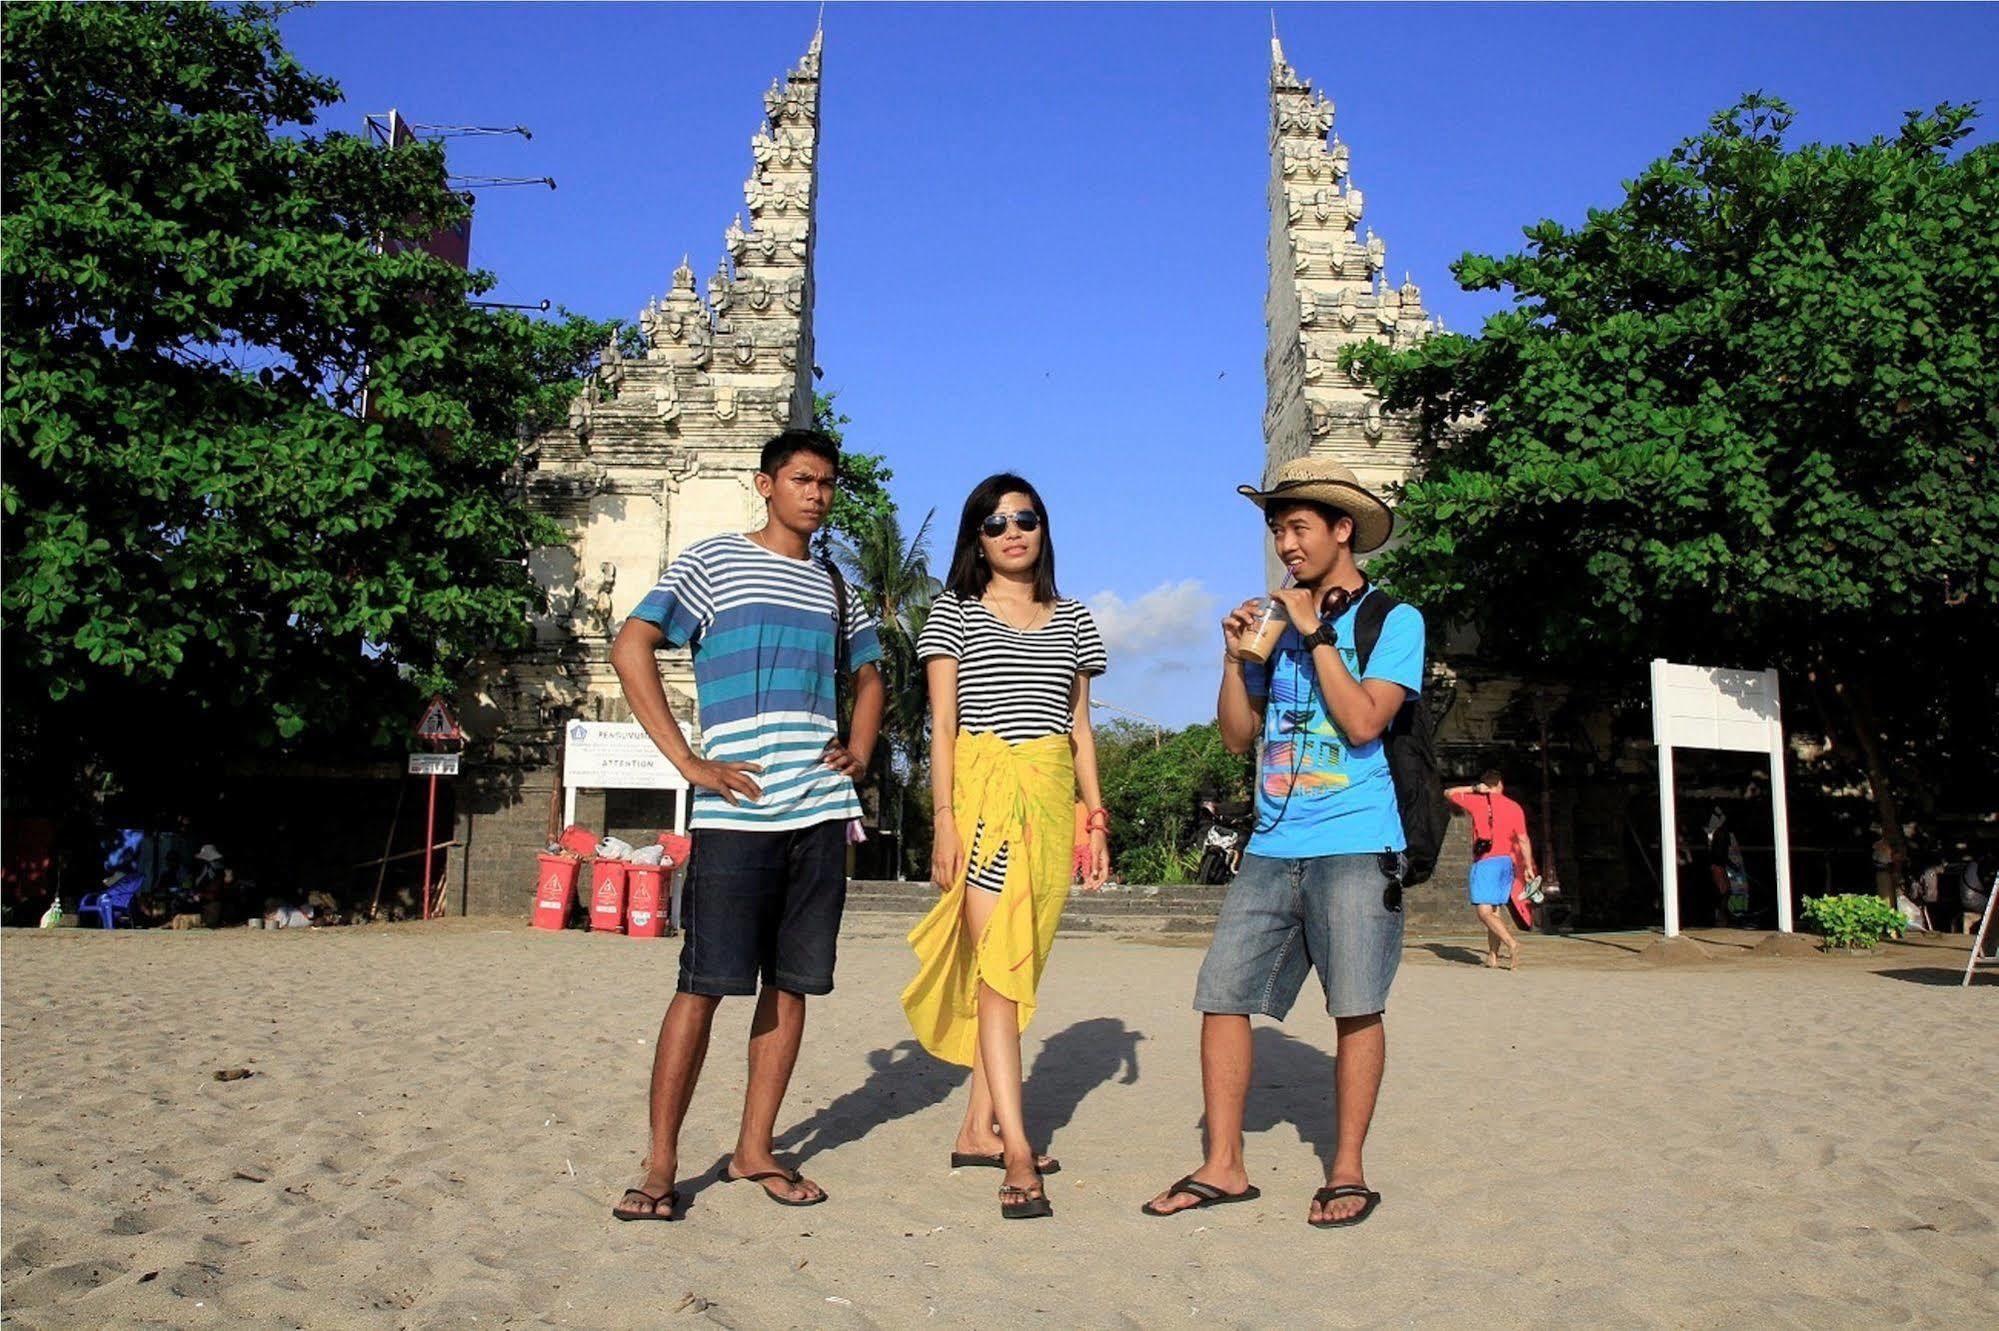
[533,853,580,932]
[625,865,665,938]
[657,832,694,869]
[589,859,629,933]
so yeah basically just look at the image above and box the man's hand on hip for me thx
[820,739,868,780]
[683,757,763,805]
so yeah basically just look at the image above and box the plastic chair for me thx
[77,872,145,929]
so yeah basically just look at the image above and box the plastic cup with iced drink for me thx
[1236,576,1296,665]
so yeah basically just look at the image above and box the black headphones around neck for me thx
[1319,579,1370,621]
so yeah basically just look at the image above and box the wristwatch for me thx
[1302,620,1339,651]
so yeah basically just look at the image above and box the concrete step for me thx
[846,880,1225,915]
[843,876,1506,935]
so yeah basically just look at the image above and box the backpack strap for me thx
[1352,589,1399,678]
[821,558,851,706]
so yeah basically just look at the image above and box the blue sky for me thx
[283,3,1998,728]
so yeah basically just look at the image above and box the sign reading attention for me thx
[563,722,688,791]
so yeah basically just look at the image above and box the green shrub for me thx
[1800,894,1907,950]
[1121,840,1198,887]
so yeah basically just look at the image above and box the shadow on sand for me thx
[1243,1025,1341,1171]
[767,1017,1148,1171]
[774,1038,969,1166]
[1179,1025,1341,1175]
[1023,1016,1143,1148]
[1875,966,1991,987]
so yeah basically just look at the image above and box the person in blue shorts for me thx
[1143,457,1424,1230]
[1446,770,1536,969]
[608,429,884,1223]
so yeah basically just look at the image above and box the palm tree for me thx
[832,507,939,876]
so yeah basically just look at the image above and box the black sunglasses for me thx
[1378,851,1405,914]
[980,510,1042,538]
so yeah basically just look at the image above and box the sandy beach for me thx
[3,918,1995,1329]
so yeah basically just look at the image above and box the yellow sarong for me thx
[901,730,1075,1067]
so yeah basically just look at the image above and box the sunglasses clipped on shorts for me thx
[1378,851,1405,914]
[980,509,1042,538]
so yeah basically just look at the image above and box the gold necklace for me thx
[982,592,1047,633]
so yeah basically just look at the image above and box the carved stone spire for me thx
[526,32,823,453]
[729,29,822,427]
[1262,31,1431,534]
[1270,26,1298,89]
[476,31,835,915]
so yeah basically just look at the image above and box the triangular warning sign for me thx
[414,696,461,740]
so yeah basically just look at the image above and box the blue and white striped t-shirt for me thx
[627,533,883,833]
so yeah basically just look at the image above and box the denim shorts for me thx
[1193,852,1405,1020]
[677,820,847,997]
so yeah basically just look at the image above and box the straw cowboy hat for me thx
[1238,456,1395,553]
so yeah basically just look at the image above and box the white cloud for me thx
[1085,580,1252,728]
[1086,579,1218,659]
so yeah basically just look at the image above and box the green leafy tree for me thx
[812,390,894,557]
[831,507,939,767]
[1,1,614,816]
[832,505,940,873]
[1349,95,1999,895]
[1096,720,1253,883]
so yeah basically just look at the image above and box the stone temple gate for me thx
[1263,34,1436,503]
[445,30,1450,915]
[450,33,826,912]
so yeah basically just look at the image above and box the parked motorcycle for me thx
[1194,799,1254,886]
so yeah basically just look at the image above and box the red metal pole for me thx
[423,774,438,920]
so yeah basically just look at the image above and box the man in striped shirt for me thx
[608,429,884,1221]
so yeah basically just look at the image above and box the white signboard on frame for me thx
[1649,660,1795,937]
[563,722,689,792]
[561,721,690,835]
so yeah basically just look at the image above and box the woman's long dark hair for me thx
[945,473,1059,604]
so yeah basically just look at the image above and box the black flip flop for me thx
[611,1187,678,1222]
[1309,1184,1381,1228]
[949,1151,1062,1175]
[1139,1175,1261,1217]
[1000,1180,1053,1221]
[716,1158,827,1207]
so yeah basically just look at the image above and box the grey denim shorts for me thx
[1193,851,1405,1020]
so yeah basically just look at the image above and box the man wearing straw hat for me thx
[1142,457,1424,1230]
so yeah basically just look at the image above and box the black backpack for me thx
[1353,593,1449,886]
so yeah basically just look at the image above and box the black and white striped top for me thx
[917,593,1108,742]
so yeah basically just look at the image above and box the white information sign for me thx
[1649,660,1794,937]
[561,721,689,833]
[408,752,461,776]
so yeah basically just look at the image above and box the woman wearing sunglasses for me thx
[902,473,1111,1220]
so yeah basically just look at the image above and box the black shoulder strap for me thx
[1353,590,1398,677]
[821,558,851,686]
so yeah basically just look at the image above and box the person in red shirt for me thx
[1445,770,1537,970]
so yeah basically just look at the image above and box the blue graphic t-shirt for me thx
[1241,590,1425,857]
[626,533,883,833]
